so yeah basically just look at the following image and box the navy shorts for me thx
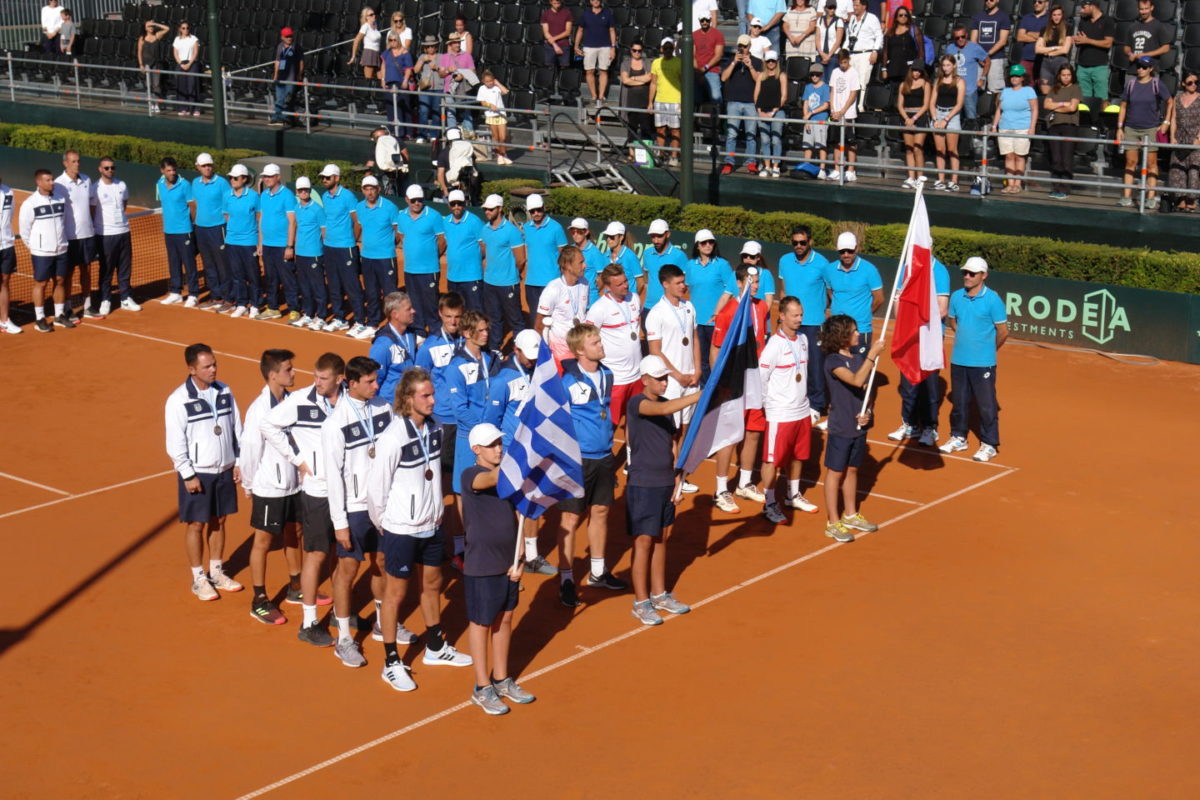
[557,454,616,514]
[250,492,300,535]
[824,433,868,472]
[177,469,239,523]
[300,493,334,552]
[336,509,379,560]
[0,246,14,275]
[624,484,675,538]
[465,573,519,625]
[66,236,97,267]
[32,252,69,281]
[380,531,444,578]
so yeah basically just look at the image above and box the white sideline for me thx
[0,471,70,496]
[0,470,176,521]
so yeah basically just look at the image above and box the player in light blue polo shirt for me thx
[318,164,363,333]
[478,194,526,348]
[889,255,952,447]
[189,154,231,310]
[293,177,327,329]
[684,229,736,381]
[395,183,445,334]
[353,176,399,339]
[778,225,830,415]
[157,157,199,305]
[941,256,1007,463]
[825,231,883,349]
[442,190,484,310]
[520,193,567,327]
[256,164,298,319]
[221,164,260,315]
[640,220,688,314]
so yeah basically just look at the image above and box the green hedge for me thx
[546,187,680,227]
[0,124,263,175]
[292,159,360,190]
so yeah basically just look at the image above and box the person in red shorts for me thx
[756,296,820,524]
[710,264,769,514]
[585,263,643,463]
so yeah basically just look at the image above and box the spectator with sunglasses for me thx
[944,24,989,122]
[880,6,919,87]
[825,231,882,351]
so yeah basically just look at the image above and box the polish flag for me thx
[891,192,944,385]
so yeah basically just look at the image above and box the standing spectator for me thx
[748,0,787,53]
[846,0,882,110]
[452,15,474,57]
[825,231,883,349]
[40,0,63,53]
[620,41,656,154]
[58,8,76,54]
[931,54,965,191]
[0,177,15,334]
[801,62,832,176]
[1016,0,1049,77]
[1044,64,1081,199]
[438,33,476,136]
[386,10,413,54]
[56,149,98,322]
[783,0,819,72]
[413,37,441,141]
[720,35,764,175]
[1168,72,1200,212]
[815,1,845,81]
[755,51,788,177]
[396,184,445,334]
[1072,0,1114,102]
[157,157,198,307]
[349,6,383,80]
[443,190,485,310]
[694,13,727,105]
[993,64,1038,193]
[970,0,1011,96]
[479,194,526,347]
[92,157,135,319]
[897,65,929,188]
[271,28,305,127]
[649,38,684,168]
[1117,56,1172,208]
[694,0,722,32]
[541,0,574,72]
[778,225,831,418]
[828,48,861,181]
[574,0,618,109]
[190,153,230,311]
[477,69,512,165]
[881,5,919,86]
[19,169,70,332]
[747,18,773,60]
[521,193,567,328]
[1123,0,1172,70]
[352,175,400,338]
[138,20,170,114]
[172,22,200,116]
[940,257,1007,463]
[945,24,990,122]
[1034,5,1072,95]
[684,229,736,382]
[382,32,415,138]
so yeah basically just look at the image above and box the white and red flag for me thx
[891,191,944,385]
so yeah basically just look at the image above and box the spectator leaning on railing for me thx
[649,38,684,168]
[1168,71,1200,212]
[1117,55,1172,209]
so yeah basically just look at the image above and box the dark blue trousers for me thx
[448,279,483,311]
[97,233,132,303]
[164,232,199,295]
[899,372,942,430]
[404,269,440,334]
[524,284,545,329]
[225,244,258,307]
[325,246,364,324]
[260,245,299,311]
[799,324,827,413]
[194,225,228,302]
[360,257,397,327]
[697,323,715,383]
[483,283,524,349]
[949,364,999,447]
[296,255,328,319]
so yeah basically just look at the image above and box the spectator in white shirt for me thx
[748,18,773,60]
[41,0,63,53]
[845,0,882,109]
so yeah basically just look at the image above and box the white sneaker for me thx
[902,178,916,189]
[680,481,699,494]
[354,324,377,340]
[1,319,21,334]
[191,574,218,601]
[346,323,364,338]
[714,491,740,513]
[98,300,112,316]
[308,317,326,331]
[939,435,969,454]
[817,168,828,180]
[161,292,183,305]
[421,642,473,667]
[784,493,819,513]
[183,295,198,308]
[231,305,248,318]
[120,297,142,311]
[845,170,858,182]
[381,661,417,691]
[917,427,938,447]
[826,169,840,181]
[888,423,915,442]
[324,318,348,332]
[815,417,828,432]
[291,314,311,328]
[248,306,261,320]
[972,444,998,462]
[809,408,822,424]
[734,484,766,504]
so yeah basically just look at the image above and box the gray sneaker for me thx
[297,623,334,647]
[525,555,557,576]
[762,502,787,524]
[471,684,510,715]
[371,618,418,644]
[492,677,536,704]
[650,592,690,615]
[631,599,663,626]
[334,637,366,667]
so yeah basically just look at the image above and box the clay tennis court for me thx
[1,196,1197,798]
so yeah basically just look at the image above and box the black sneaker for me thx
[34,318,53,333]
[559,579,579,608]
[586,571,628,591]
[297,623,334,647]
[53,314,76,329]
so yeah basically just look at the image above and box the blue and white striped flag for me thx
[497,340,585,519]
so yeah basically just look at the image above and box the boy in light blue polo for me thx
[442,189,485,311]
[221,163,260,316]
[157,157,199,305]
[479,193,526,349]
[640,219,687,315]
[293,176,327,329]
[353,175,400,340]
[318,163,364,333]
[778,224,830,416]
[824,230,883,350]
[889,255,951,446]
[520,193,566,328]
[256,163,298,320]
[941,256,1007,462]
[396,183,445,334]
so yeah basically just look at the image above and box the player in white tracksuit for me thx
[17,169,70,331]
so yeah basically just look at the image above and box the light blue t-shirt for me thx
[825,256,883,333]
[294,199,326,258]
[191,175,230,228]
[443,211,484,282]
[803,83,830,122]
[396,205,445,275]
[897,256,952,297]
[580,240,608,305]
[480,218,525,287]
[747,0,786,23]
[321,186,359,248]
[752,265,776,301]
[522,217,568,287]
[779,248,830,326]
[642,243,689,308]
[949,284,1006,367]
[998,85,1038,131]
[355,197,399,260]
[222,188,260,246]
[946,41,989,92]
[258,185,297,248]
[685,256,737,324]
[157,176,192,234]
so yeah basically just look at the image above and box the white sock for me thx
[765,488,776,504]
[716,475,728,494]
[524,537,539,561]
[54,302,64,317]
[190,566,204,580]
[590,557,604,578]
[209,559,223,574]
[788,479,800,498]
[35,307,45,320]
[453,535,465,556]
[559,568,573,585]
[302,604,317,627]
[739,469,752,487]
[336,615,352,640]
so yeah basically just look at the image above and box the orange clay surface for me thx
[2,242,1199,800]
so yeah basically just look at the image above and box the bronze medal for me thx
[424,468,433,480]
[795,374,802,383]
[368,445,376,459]
[213,424,222,435]
[630,331,637,341]
[681,336,689,346]
[600,409,608,420]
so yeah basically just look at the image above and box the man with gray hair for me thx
[370,291,420,406]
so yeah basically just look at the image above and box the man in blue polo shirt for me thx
[353,175,400,340]
[157,157,199,307]
[640,219,688,319]
[256,163,298,321]
[479,193,527,349]
[941,256,1007,463]
[318,163,364,334]
[568,218,608,306]
[190,152,231,311]
[825,231,883,351]
[442,189,485,311]
[222,163,260,318]
[520,193,566,328]
[778,224,830,417]
[396,183,445,334]
[888,255,950,447]
[292,176,327,329]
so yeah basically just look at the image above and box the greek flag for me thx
[497,340,585,519]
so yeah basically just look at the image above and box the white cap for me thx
[741,240,763,256]
[195,152,214,166]
[261,162,281,176]
[319,163,341,177]
[962,256,989,274]
[227,163,249,178]
[569,217,589,231]
[405,184,425,200]
[446,126,462,141]
[482,193,504,209]
[648,218,669,236]
[640,354,670,378]
[514,329,542,359]
[295,176,312,190]
[526,193,544,210]
[746,266,759,276]
[836,231,858,251]
[361,175,380,187]
[603,221,626,237]
[447,189,466,203]
[763,50,779,62]
[694,228,716,244]
[468,422,504,448]
[661,36,676,47]
[750,16,764,26]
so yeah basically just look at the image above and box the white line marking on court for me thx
[233,466,1019,800]
[0,470,176,520]
[82,323,314,373]
[0,471,70,496]
[864,438,1013,469]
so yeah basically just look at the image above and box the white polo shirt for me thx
[536,275,589,344]
[0,184,14,250]
[758,329,811,422]
[585,290,643,385]
[645,296,697,381]
[91,178,130,236]
[55,171,94,240]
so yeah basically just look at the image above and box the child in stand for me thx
[477,69,512,165]
[820,314,886,543]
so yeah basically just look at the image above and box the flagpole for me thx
[858,182,925,423]
[512,512,526,572]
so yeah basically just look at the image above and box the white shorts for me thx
[997,130,1030,156]
[583,46,613,71]
[654,101,681,129]
[664,377,699,427]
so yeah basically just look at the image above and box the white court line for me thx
[82,323,314,374]
[0,471,70,496]
[796,477,920,505]
[233,466,1019,800]
[864,437,1013,469]
[0,470,176,521]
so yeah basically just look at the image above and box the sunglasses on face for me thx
[408,198,423,204]
[631,48,643,53]
[838,249,855,254]
[960,270,980,276]
[449,201,465,207]
[1186,79,1199,86]
[699,240,715,246]
[955,33,967,39]
[100,165,115,170]
[792,238,809,245]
